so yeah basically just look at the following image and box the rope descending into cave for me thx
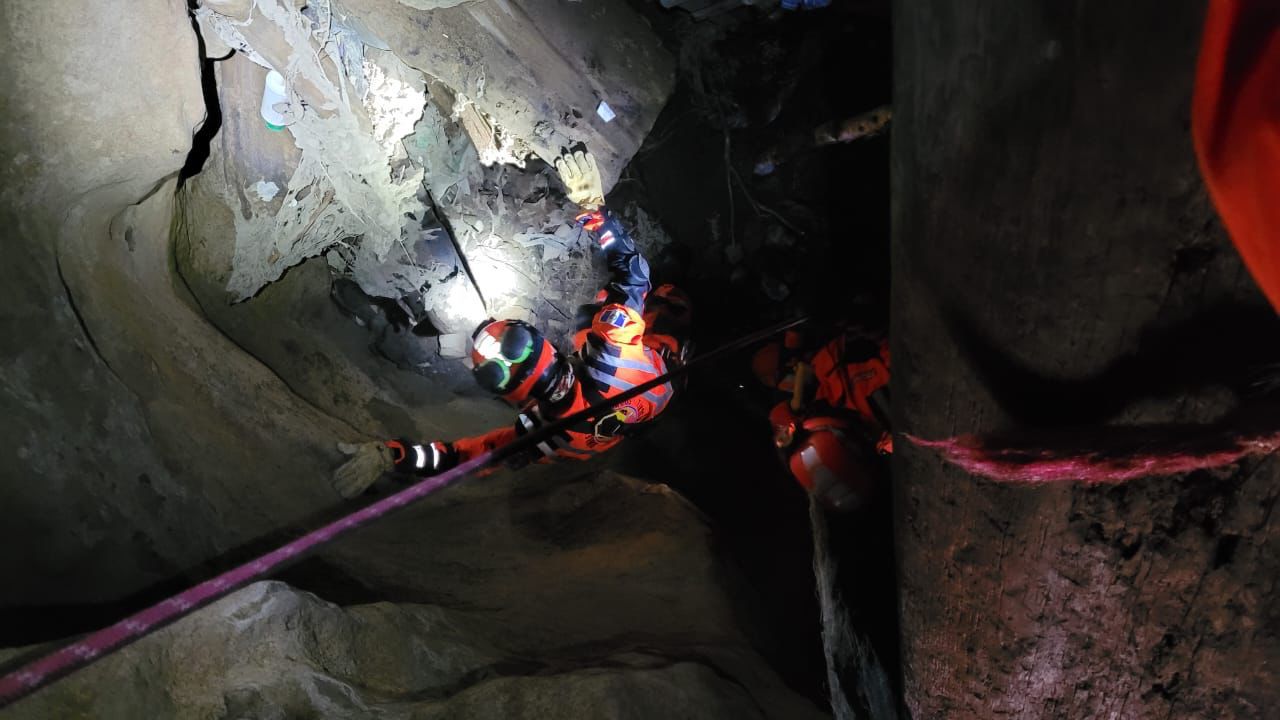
[0,316,808,709]
[809,495,898,720]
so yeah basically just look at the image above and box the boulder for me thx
[3,580,821,719]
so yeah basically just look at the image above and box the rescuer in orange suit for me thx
[332,149,691,497]
[753,327,891,511]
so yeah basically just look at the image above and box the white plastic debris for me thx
[252,180,280,202]
[596,101,616,123]
[260,70,288,131]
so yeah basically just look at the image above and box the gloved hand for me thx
[333,441,395,498]
[555,149,605,210]
[333,439,458,498]
[385,438,457,477]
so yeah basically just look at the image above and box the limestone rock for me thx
[342,0,676,191]
[0,0,211,606]
[4,581,821,719]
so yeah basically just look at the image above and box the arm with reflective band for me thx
[449,415,602,472]
[1192,0,1280,312]
[387,439,455,477]
[579,209,651,313]
[451,426,519,463]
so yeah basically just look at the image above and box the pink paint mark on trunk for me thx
[906,430,1280,485]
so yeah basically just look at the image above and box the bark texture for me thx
[892,1,1279,717]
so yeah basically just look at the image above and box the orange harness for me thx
[453,285,690,466]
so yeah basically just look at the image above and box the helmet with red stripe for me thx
[471,319,575,405]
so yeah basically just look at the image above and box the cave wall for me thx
[342,0,676,190]
[175,50,512,441]
[892,1,1279,717]
[0,0,288,606]
[0,1,417,613]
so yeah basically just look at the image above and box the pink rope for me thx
[907,431,1280,485]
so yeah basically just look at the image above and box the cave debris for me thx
[437,332,469,358]
[251,180,280,201]
[198,0,426,301]
[258,69,289,130]
[196,0,603,345]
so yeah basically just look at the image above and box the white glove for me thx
[332,441,394,498]
[554,149,605,210]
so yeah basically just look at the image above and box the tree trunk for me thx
[892,1,1279,717]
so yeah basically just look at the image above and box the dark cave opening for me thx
[607,3,899,711]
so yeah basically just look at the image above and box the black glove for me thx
[386,438,458,477]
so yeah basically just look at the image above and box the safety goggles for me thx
[473,328,534,391]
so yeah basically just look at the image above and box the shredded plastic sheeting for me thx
[404,99,479,205]
[198,0,426,301]
[197,0,620,342]
[401,95,599,338]
[621,202,675,257]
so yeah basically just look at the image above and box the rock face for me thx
[893,1,1279,717]
[175,49,513,438]
[342,0,676,190]
[0,0,245,607]
[2,580,808,719]
[186,0,668,334]
[3,473,826,719]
